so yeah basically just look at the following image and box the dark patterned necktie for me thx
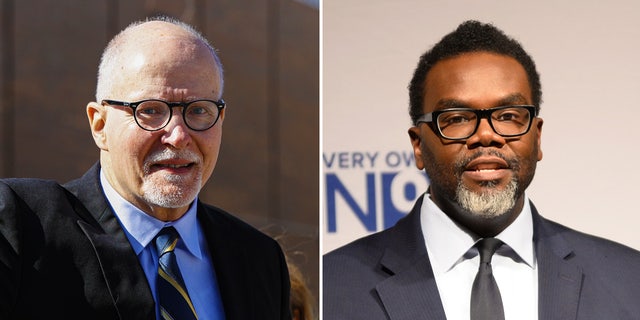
[470,237,505,320]
[155,227,198,320]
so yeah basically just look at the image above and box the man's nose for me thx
[465,118,505,148]
[160,111,192,149]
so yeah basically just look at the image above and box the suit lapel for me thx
[532,204,583,320]
[374,196,447,320]
[373,198,585,320]
[376,253,447,319]
[65,164,155,320]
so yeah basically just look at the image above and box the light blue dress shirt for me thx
[100,170,225,319]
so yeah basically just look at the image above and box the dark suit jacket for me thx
[0,164,290,319]
[324,195,640,319]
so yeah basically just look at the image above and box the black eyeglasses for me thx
[415,105,539,140]
[101,99,225,131]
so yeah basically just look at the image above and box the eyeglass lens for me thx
[135,100,220,131]
[437,107,531,139]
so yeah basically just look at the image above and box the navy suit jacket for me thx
[0,164,290,319]
[324,195,640,319]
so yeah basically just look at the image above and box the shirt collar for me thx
[100,169,204,260]
[420,192,535,274]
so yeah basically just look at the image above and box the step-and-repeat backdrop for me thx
[323,1,640,253]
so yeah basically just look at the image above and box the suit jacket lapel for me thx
[376,253,447,319]
[532,204,583,320]
[374,198,585,320]
[374,196,447,320]
[65,164,155,320]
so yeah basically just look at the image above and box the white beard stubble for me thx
[455,177,517,218]
[141,149,202,208]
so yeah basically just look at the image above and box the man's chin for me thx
[456,181,517,219]
[148,196,195,209]
[466,207,512,220]
[141,181,200,209]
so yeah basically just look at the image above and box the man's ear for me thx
[218,106,225,125]
[87,102,108,151]
[535,117,543,161]
[408,126,425,170]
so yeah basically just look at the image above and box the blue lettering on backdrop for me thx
[323,151,379,169]
[323,151,428,233]
[382,172,414,229]
[384,151,415,168]
[326,173,376,232]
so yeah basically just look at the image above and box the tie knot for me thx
[155,226,180,256]
[476,238,503,264]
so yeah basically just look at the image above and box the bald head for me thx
[96,17,223,102]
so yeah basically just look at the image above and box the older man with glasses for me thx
[0,16,290,320]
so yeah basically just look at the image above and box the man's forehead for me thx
[116,21,204,56]
[433,94,529,109]
[429,52,524,73]
[423,52,532,110]
[115,28,214,73]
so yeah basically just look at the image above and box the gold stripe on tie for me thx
[158,268,198,314]
[155,227,198,320]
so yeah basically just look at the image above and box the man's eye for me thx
[136,105,167,117]
[496,112,521,122]
[190,107,207,115]
[440,113,474,125]
[447,116,470,123]
[139,108,159,115]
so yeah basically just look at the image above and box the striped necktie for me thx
[154,227,198,320]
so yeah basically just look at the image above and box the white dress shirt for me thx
[420,193,538,320]
[100,170,225,320]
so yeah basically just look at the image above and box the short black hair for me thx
[408,20,542,124]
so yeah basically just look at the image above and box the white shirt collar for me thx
[420,192,535,274]
[99,169,204,260]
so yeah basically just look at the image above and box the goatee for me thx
[455,177,517,218]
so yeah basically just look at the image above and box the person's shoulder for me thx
[323,225,401,278]
[197,202,281,247]
[325,209,418,261]
[325,228,390,259]
[0,177,66,202]
[323,222,417,317]
[540,216,640,263]
[198,202,262,233]
[539,216,640,315]
[1,177,61,190]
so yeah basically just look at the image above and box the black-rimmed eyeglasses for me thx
[101,99,225,132]
[415,105,539,140]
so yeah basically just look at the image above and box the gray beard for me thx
[141,174,201,209]
[141,149,202,209]
[455,177,518,218]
